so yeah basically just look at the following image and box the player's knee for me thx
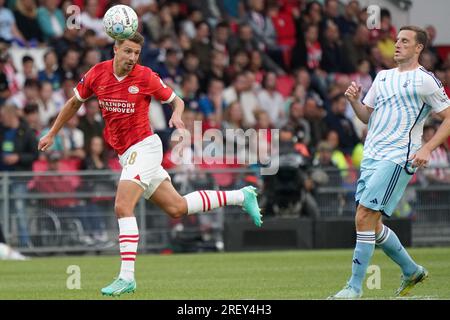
[165,199,187,219]
[114,201,133,218]
[355,206,376,230]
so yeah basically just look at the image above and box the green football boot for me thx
[241,186,263,227]
[101,278,136,297]
[395,265,428,297]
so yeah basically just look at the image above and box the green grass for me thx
[0,247,449,299]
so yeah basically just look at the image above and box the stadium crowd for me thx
[1,0,450,230]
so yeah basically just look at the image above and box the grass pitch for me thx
[0,247,449,300]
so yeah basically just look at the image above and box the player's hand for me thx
[409,146,431,168]
[38,133,55,152]
[345,81,362,103]
[169,112,185,129]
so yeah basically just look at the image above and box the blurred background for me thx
[1,0,450,259]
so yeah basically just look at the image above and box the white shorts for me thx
[118,134,170,199]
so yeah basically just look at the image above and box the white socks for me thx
[184,190,245,214]
[118,217,139,282]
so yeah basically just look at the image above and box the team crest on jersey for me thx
[128,85,139,94]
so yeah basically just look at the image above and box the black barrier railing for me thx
[1,167,450,253]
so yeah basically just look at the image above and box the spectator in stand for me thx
[320,20,345,74]
[223,72,260,128]
[418,125,450,185]
[444,68,450,98]
[7,78,40,111]
[211,21,231,58]
[37,0,65,41]
[325,93,360,155]
[425,25,443,68]
[321,0,339,32]
[368,45,389,78]
[144,4,178,45]
[57,48,81,83]
[80,0,113,47]
[350,59,372,98]
[180,50,204,87]
[22,102,41,136]
[78,97,104,148]
[198,78,225,129]
[198,0,227,28]
[294,68,324,108]
[16,55,37,89]
[248,50,265,83]
[61,115,85,161]
[0,0,28,46]
[155,48,183,88]
[310,140,342,187]
[80,135,114,245]
[38,49,61,90]
[325,129,350,178]
[73,0,108,18]
[48,28,83,59]
[0,104,38,246]
[176,73,201,114]
[203,50,231,91]
[287,100,312,147]
[79,48,102,77]
[191,20,213,75]
[13,0,43,46]
[267,1,296,68]
[303,97,328,151]
[0,53,11,105]
[244,0,279,56]
[369,8,397,44]
[342,24,371,73]
[257,71,286,127]
[336,0,359,37]
[229,23,284,75]
[222,100,247,160]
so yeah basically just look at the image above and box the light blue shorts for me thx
[355,158,413,216]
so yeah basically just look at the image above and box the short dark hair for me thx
[115,32,145,47]
[22,55,34,64]
[399,25,428,51]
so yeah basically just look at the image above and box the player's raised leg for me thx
[149,180,262,227]
[101,180,142,297]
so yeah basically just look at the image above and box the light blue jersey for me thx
[362,66,449,170]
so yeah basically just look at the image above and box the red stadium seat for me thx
[276,75,295,98]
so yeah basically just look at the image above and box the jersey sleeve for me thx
[362,72,381,108]
[422,75,450,113]
[147,70,176,104]
[73,68,95,102]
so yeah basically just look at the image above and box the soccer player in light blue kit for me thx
[331,26,450,298]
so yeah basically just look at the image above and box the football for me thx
[103,5,138,40]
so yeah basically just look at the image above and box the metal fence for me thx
[1,166,450,255]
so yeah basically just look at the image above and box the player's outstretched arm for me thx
[168,96,185,129]
[345,81,373,124]
[38,96,83,151]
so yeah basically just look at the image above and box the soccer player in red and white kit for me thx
[38,32,262,297]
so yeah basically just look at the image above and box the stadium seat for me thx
[276,75,295,98]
